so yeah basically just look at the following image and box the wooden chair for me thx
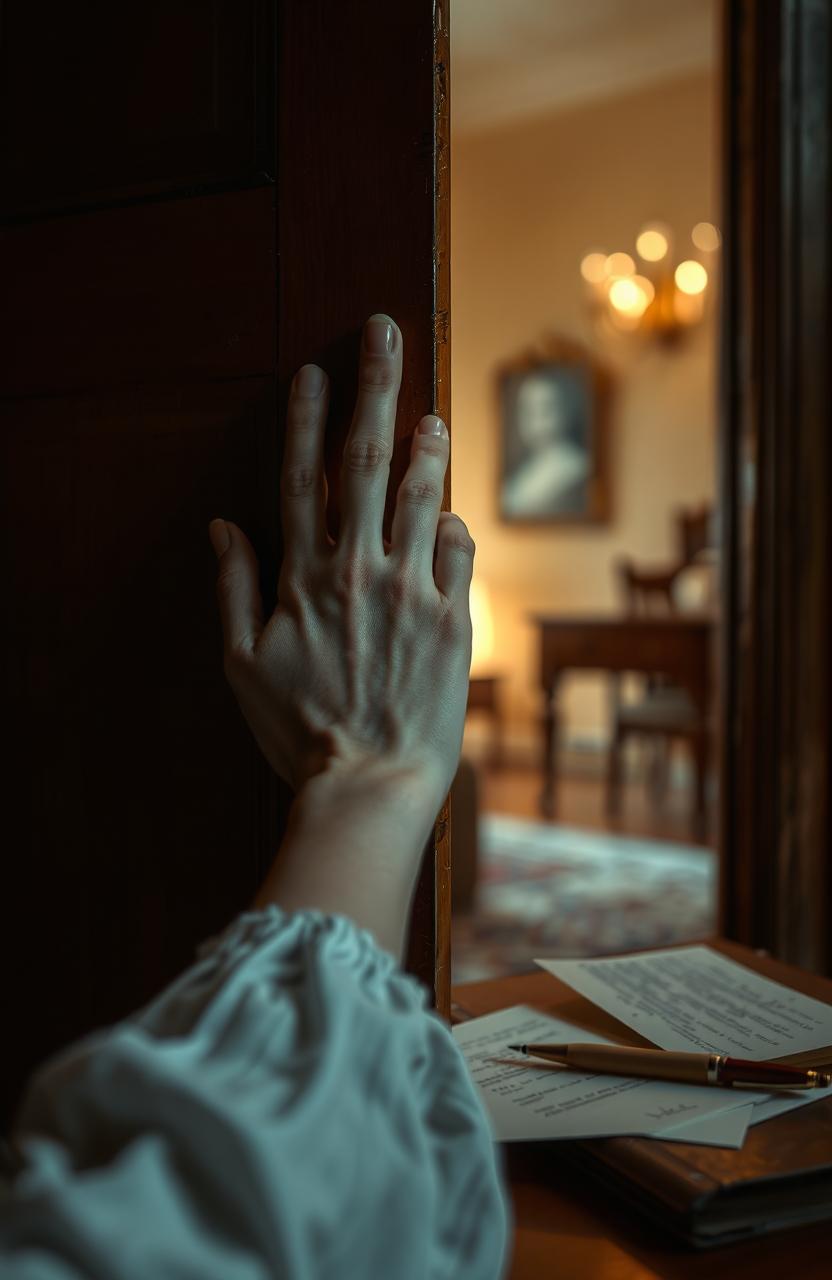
[677,502,714,565]
[606,511,714,842]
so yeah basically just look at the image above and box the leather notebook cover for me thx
[570,1091,832,1247]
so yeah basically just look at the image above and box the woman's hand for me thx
[208,313,474,819]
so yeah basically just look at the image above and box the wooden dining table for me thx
[532,613,715,820]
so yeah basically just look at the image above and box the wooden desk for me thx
[532,614,714,819]
[452,940,832,1280]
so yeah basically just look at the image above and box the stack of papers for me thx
[452,945,832,1148]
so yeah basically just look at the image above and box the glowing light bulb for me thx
[580,252,608,284]
[604,252,635,278]
[692,222,721,252]
[609,277,649,317]
[675,260,708,295]
[636,227,669,261]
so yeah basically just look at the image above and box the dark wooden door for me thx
[0,0,450,1125]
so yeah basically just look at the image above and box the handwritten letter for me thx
[452,1005,751,1144]
[535,946,832,1059]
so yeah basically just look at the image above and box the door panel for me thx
[3,381,280,1109]
[0,0,275,218]
[1,0,448,1126]
[2,190,276,396]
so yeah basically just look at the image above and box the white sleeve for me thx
[0,908,510,1279]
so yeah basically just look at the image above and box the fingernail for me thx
[295,364,324,396]
[418,415,447,437]
[209,519,230,558]
[365,314,396,355]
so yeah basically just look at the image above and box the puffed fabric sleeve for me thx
[0,908,511,1279]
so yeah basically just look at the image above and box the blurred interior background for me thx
[449,0,721,982]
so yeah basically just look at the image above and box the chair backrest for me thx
[676,504,714,566]
[616,506,717,618]
[615,558,681,616]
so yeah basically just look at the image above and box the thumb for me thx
[208,519,264,658]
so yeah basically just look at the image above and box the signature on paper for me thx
[644,1103,698,1121]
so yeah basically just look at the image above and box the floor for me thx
[451,760,717,982]
[477,761,706,846]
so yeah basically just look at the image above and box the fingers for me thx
[390,415,449,574]
[282,364,329,563]
[339,314,403,554]
[434,512,476,602]
[208,519,265,661]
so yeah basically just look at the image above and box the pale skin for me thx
[208,313,475,960]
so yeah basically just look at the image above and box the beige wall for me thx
[452,72,718,759]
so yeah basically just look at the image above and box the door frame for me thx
[719,0,831,970]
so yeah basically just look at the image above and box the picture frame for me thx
[496,333,611,525]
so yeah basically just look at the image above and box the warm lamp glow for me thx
[675,259,708,295]
[673,289,705,325]
[580,251,608,284]
[609,276,649,317]
[469,578,495,674]
[636,227,669,261]
[608,308,642,332]
[604,251,635,278]
[580,222,711,339]
[692,221,721,252]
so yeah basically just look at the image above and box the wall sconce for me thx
[580,221,720,343]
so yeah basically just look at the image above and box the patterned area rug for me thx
[452,813,717,985]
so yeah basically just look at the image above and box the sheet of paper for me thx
[535,945,832,1129]
[452,1005,753,1144]
[535,945,832,1059]
[654,1103,752,1148]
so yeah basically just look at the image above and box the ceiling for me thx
[451,0,717,135]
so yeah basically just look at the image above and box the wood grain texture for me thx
[276,0,448,1004]
[0,2,288,1130]
[720,0,832,971]
[0,188,277,397]
[0,0,448,1140]
[0,0,275,219]
[1,380,284,1118]
[1,2,271,1129]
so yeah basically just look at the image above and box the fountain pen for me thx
[506,1042,832,1089]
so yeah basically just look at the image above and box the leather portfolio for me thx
[571,1094,832,1247]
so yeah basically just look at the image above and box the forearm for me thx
[253,763,443,960]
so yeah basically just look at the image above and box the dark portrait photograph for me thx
[499,360,604,523]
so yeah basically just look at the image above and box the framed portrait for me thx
[497,334,610,524]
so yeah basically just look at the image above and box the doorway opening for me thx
[450,0,722,983]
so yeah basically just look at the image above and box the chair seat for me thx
[615,686,702,734]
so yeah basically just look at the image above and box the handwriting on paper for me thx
[535,946,832,1059]
[452,1005,752,1144]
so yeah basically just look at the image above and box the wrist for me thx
[293,755,446,843]
[255,753,447,959]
